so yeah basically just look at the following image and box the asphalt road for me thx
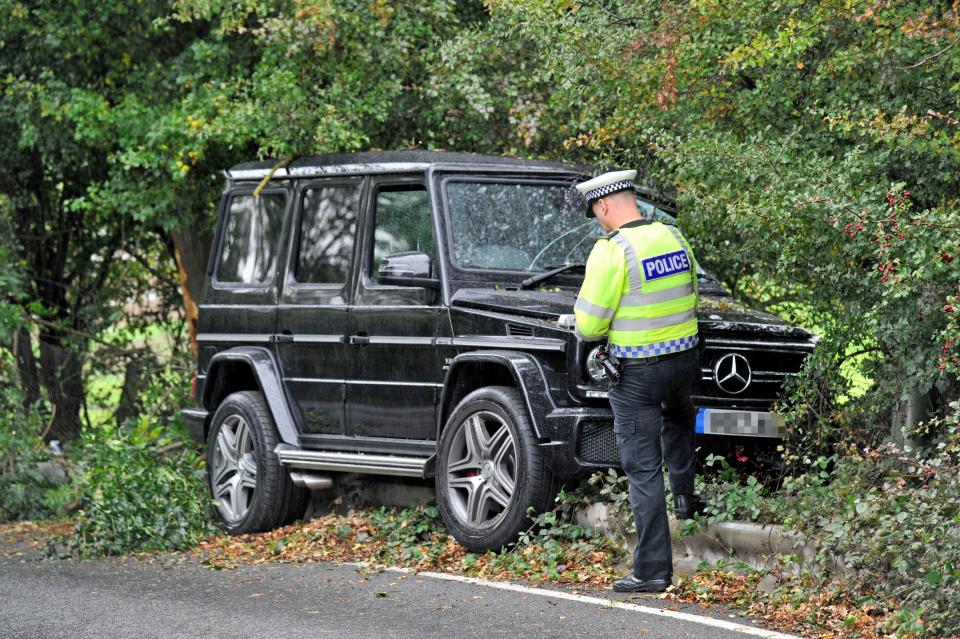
[0,552,795,639]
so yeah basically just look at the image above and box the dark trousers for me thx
[608,346,699,581]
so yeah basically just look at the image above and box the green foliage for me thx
[70,419,216,556]
[485,480,625,582]
[697,454,774,525]
[780,425,960,637]
[366,504,446,563]
[0,384,72,522]
[167,0,486,156]
[66,355,215,555]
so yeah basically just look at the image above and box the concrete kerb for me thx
[575,501,818,577]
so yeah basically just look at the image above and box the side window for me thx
[371,186,436,282]
[295,184,360,284]
[217,193,286,284]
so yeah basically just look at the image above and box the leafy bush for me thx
[70,418,215,556]
[367,504,447,563]
[779,409,960,638]
[0,384,72,522]
[697,454,777,526]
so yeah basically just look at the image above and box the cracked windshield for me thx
[445,181,677,273]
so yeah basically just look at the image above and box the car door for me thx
[275,178,363,441]
[199,187,288,365]
[346,177,442,444]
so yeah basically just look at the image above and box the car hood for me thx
[449,287,814,340]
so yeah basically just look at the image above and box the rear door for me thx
[199,187,288,365]
[345,177,442,444]
[275,178,363,440]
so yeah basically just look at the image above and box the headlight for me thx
[585,346,607,383]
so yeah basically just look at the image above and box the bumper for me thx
[540,406,784,477]
[180,407,209,443]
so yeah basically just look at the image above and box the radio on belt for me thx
[593,344,624,382]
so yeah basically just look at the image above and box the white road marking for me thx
[341,561,803,639]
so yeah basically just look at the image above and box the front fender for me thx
[437,350,556,440]
[203,346,300,447]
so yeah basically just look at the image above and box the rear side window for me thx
[216,193,286,284]
[295,184,361,284]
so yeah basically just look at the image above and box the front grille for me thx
[697,335,814,406]
[576,422,620,466]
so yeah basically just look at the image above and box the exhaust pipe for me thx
[289,472,333,491]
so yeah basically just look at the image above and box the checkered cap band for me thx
[584,181,635,202]
[609,334,699,359]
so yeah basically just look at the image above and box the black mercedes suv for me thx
[181,151,816,551]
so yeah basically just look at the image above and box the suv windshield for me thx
[445,180,677,272]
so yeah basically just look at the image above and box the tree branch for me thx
[27,314,140,357]
[900,32,960,70]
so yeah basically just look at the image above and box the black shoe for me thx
[612,574,671,593]
[674,493,707,520]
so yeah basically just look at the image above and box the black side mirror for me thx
[378,251,441,289]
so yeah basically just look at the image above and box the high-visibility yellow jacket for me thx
[574,220,699,358]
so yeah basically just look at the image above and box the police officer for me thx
[573,170,705,593]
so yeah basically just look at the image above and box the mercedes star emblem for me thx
[714,353,752,395]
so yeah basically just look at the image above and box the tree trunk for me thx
[114,355,149,427]
[13,325,41,408]
[891,385,927,452]
[37,337,84,443]
[170,228,212,355]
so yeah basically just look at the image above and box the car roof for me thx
[225,150,589,180]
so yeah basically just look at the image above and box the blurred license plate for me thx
[696,409,784,438]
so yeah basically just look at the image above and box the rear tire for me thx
[435,386,555,552]
[206,391,307,534]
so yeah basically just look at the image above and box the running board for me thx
[275,446,428,478]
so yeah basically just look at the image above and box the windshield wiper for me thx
[518,263,585,290]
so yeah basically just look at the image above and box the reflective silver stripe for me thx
[666,224,697,282]
[574,296,616,320]
[665,224,698,296]
[665,224,690,255]
[610,308,697,332]
[611,234,643,294]
[574,326,606,342]
[620,283,695,307]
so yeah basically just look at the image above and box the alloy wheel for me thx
[446,410,518,528]
[211,414,258,523]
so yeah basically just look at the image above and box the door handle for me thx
[348,333,370,345]
[271,331,294,344]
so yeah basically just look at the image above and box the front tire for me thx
[436,386,555,552]
[206,391,307,534]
